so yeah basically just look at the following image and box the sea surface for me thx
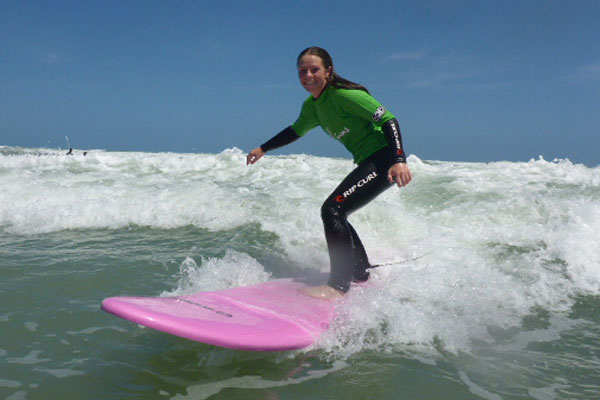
[1,145,599,399]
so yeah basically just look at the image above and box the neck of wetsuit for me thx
[313,83,329,100]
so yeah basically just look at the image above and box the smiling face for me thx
[297,54,332,99]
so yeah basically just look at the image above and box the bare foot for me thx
[300,285,344,300]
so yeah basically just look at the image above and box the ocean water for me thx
[1,145,599,400]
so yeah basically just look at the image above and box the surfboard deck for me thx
[101,279,335,351]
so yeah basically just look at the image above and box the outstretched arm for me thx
[246,126,300,165]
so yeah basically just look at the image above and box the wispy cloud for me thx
[408,70,507,92]
[233,83,295,91]
[386,51,507,92]
[39,52,64,64]
[570,61,600,83]
[383,51,425,62]
[409,70,477,88]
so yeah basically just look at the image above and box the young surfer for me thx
[247,47,411,299]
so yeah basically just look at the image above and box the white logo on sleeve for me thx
[372,106,386,122]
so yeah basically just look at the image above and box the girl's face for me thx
[297,54,332,98]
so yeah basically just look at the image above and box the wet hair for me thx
[297,47,370,94]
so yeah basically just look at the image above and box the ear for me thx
[326,66,333,79]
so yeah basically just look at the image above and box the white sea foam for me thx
[2,147,600,354]
[0,379,22,388]
[166,251,272,295]
[171,360,348,400]
[7,350,50,366]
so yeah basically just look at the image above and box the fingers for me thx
[387,172,395,185]
[389,174,408,187]
[388,165,412,187]
[246,148,264,165]
[396,173,410,187]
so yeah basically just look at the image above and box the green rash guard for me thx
[291,86,395,165]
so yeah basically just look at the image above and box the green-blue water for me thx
[2,146,600,399]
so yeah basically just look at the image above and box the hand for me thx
[246,147,265,165]
[387,162,412,187]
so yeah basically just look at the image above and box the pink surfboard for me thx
[101,279,335,351]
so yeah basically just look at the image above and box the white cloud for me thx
[397,52,507,92]
[384,51,425,62]
[40,52,62,64]
[381,49,507,92]
[409,70,476,88]
[571,61,600,82]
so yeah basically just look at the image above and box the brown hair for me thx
[297,47,370,94]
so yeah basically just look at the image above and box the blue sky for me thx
[1,0,599,166]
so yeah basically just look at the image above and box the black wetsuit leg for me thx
[322,148,396,292]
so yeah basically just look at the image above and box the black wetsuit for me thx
[321,147,399,291]
[260,86,406,292]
